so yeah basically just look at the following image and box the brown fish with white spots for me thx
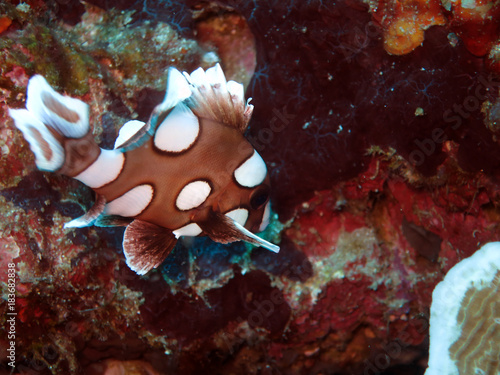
[9,64,279,275]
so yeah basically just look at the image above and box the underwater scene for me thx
[1,0,500,374]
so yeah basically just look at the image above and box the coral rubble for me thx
[1,0,500,374]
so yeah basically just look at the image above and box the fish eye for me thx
[250,185,270,210]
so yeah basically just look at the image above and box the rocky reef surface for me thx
[1,0,500,374]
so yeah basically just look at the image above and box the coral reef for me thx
[425,242,500,375]
[1,0,500,374]
[441,0,500,58]
[366,0,500,58]
[369,0,447,56]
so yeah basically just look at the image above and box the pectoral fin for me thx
[197,211,280,253]
[64,194,107,228]
[94,215,133,227]
[122,220,177,275]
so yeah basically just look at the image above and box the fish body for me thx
[9,64,279,275]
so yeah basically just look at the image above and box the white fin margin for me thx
[154,103,199,152]
[104,184,154,217]
[184,64,229,95]
[74,149,124,188]
[185,67,208,88]
[114,120,145,149]
[26,75,89,138]
[234,150,267,188]
[206,64,227,91]
[9,109,64,171]
[227,80,245,106]
[205,64,232,114]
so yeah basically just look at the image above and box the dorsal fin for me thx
[144,67,192,139]
[161,67,192,112]
[114,68,191,152]
[145,64,253,140]
[183,64,254,133]
[123,219,178,275]
[196,210,280,253]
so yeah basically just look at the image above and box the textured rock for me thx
[1,0,500,374]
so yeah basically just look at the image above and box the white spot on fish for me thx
[225,208,249,227]
[104,184,154,217]
[75,149,124,188]
[234,151,267,188]
[154,103,199,153]
[176,180,211,211]
[173,222,203,238]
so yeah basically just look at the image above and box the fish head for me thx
[237,173,272,233]
[211,144,272,234]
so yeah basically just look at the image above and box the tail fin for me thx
[8,108,65,171]
[9,75,100,176]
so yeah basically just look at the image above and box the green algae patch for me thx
[1,24,93,96]
[0,2,218,101]
[70,4,217,92]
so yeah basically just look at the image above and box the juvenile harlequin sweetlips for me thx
[9,64,279,275]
